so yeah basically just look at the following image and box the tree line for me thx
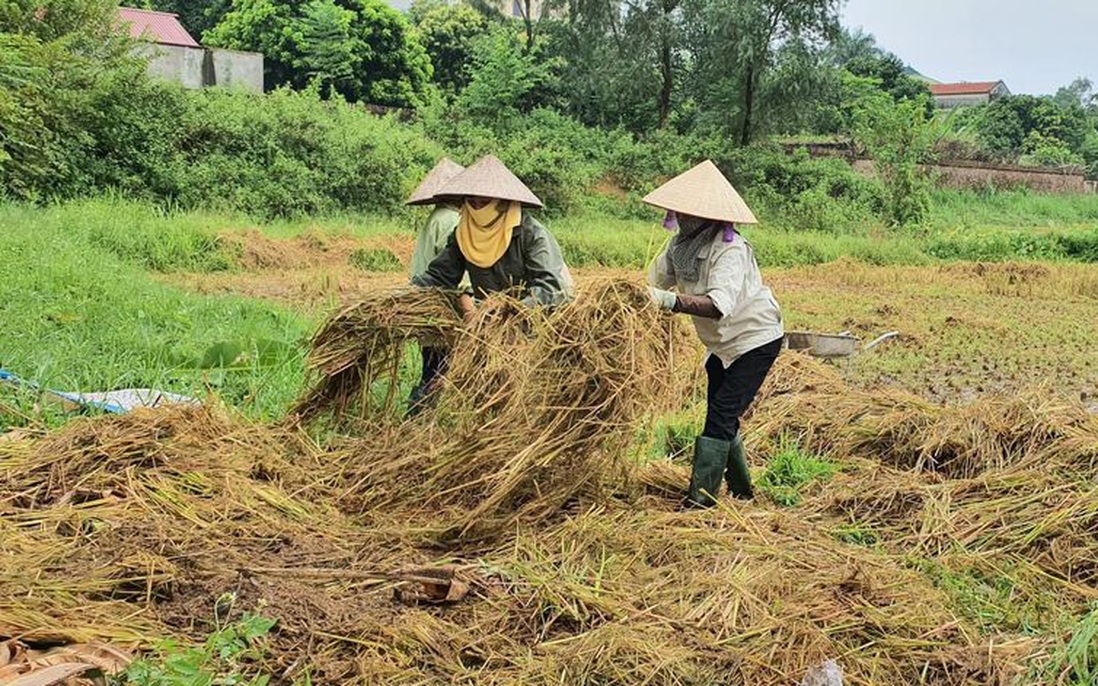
[1,0,1096,225]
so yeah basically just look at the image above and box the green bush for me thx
[349,246,403,271]
[717,146,884,232]
[1056,230,1098,262]
[175,88,444,218]
[924,228,1098,263]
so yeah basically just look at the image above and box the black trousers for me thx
[409,346,448,411]
[703,337,783,442]
[419,346,448,391]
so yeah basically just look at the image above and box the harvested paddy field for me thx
[4,270,1098,684]
[162,237,1098,404]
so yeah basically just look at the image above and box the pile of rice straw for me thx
[4,280,1096,684]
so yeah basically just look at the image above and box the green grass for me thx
[757,439,838,507]
[23,190,1098,277]
[122,605,279,686]
[1055,604,1098,685]
[830,523,880,547]
[349,247,403,272]
[552,189,1098,269]
[908,556,1068,637]
[0,202,309,429]
[927,188,1098,231]
[2,187,1096,429]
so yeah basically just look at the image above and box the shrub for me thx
[349,246,403,271]
[174,88,444,218]
[717,146,883,232]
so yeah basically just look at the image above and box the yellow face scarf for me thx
[455,199,522,268]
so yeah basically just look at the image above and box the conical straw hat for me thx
[435,155,543,208]
[406,157,466,206]
[642,160,757,224]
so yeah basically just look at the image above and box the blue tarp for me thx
[0,368,198,414]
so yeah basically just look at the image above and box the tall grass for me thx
[0,202,309,428]
[928,189,1098,231]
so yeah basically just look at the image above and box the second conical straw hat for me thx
[435,155,543,208]
[642,160,757,224]
[406,157,466,206]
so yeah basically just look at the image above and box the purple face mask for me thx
[662,211,678,231]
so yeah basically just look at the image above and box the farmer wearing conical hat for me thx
[412,155,574,310]
[406,157,466,415]
[646,160,783,507]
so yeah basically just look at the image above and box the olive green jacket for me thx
[409,204,460,279]
[412,214,574,307]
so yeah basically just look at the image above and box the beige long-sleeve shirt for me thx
[649,231,783,367]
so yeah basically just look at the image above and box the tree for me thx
[294,0,362,97]
[845,52,930,105]
[824,26,879,67]
[204,0,298,88]
[685,0,841,144]
[457,27,559,127]
[144,0,232,38]
[206,0,432,106]
[848,72,938,226]
[412,1,490,93]
[1,0,130,57]
[1052,77,1096,113]
[975,94,1089,160]
[547,0,689,131]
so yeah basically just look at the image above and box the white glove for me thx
[649,287,677,311]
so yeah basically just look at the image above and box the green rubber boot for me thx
[687,436,731,508]
[725,433,754,500]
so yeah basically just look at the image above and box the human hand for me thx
[457,293,476,324]
[648,287,677,311]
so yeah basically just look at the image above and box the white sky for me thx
[841,0,1097,96]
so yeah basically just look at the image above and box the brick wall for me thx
[852,159,1091,194]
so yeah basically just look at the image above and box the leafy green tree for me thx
[1020,130,1085,168]
[143,0,232,37]
[412,1,490,93]
[204,0,298,87]
[294,0,362,97]
[547,0,685,131]
[684,0,841,144]
[1,0,129,55]
[975,94,1089,159]
[1052,77,1096,113]
[847,72,938,226]
[824,26,879,67]
[206,0,432,106]
[845,52,930,105]
[457,27,560,127]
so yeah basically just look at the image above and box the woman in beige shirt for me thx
[647,161,784,507]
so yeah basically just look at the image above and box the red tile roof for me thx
[929,81,1001,96]
[117,7,199,47]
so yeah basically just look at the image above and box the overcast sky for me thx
[841,0,1096,96]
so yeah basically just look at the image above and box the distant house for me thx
[930,81,1011,109]
[117,7,264,93]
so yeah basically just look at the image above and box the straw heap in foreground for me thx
[6,281,1095,683]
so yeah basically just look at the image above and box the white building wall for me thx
[135,43,264,93]
[933,93,992,110]
[138,43,205,89]
[210,49,264,93]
